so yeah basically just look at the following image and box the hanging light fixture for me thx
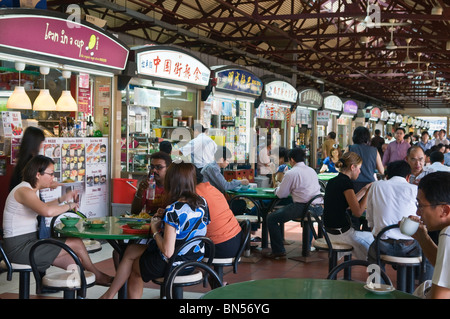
[33,66,56,111]
[6,62,32,110]
[56,70,77,111]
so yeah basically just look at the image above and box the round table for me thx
[202,278,418,299]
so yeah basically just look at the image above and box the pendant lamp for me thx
[6,62,32,110]
[56,70,77,111]
[33,66,56,111]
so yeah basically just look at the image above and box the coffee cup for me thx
[399,217,419,236]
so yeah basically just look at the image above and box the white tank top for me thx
[3,181,39,238]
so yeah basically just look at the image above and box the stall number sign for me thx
[264,81,297,103]
[317,110,331,122]
[137,49,210,86]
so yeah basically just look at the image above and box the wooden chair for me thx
[29,239,96,299]
[327,259,392,286]
[374,224,424,293]
[152,236,216,299]
[0,241,32,299]
[164,261,223,299]
[50,211,102,254]
[203,219,251,282]
[307,211,354,278]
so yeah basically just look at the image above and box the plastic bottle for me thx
[146,174,156,200]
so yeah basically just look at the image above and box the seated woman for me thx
[100,162,209,299]
[195,167,242,258]
[2,155,112,285]
[322,152,374,260]
[320,147,341,173]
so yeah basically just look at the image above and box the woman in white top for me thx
[2,155,112,285]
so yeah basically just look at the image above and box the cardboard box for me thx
[224,169,254,182]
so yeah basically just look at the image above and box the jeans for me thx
[327,228,374,260]
[267,202,323,254]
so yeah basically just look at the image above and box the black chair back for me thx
[327,259,393,285]
[164,261,223,299]
[29,238,90,298]
[0,241,14,281]
[233,219,251,273]
[229,196,262,224]
[50,211,86,238]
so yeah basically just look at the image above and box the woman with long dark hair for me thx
[9,126,45,191]
[100,162,209,299]
[3,155,113,285]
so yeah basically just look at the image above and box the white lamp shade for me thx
[6,86,32,109]
[56,90,78,111]
[33,89,56,111]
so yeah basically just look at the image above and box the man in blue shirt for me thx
[418,131,433,152]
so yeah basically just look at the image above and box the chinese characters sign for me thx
[136,48,210,86]
[215,69,263,96]
[264,81,297,103]
[298,88,323,108]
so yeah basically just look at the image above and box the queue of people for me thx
[2,124,450,300]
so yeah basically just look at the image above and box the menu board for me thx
[40,137,109,218]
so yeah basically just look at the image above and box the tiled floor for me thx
[0,221,401,299]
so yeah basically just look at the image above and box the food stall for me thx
[0,9,129,220]
[118,45,211,178]
[337,100,358,149]
[292,88,323,168]
[203,65,262,171]
[256,78,297,148]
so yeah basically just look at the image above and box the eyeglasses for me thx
[415,201,446,212]
[150,165,166,171]
[42,171,55,177]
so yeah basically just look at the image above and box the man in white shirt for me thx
[412,172,450,299]
[179,123,217,168]
[367,160,421,265]
[433,129,449,146]
[264,147,323,259]
[428,151,450,173]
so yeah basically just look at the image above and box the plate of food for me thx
[121,224,150,234]
[119,212,151,222]
[84,219,106,229]
[364,282,395,294]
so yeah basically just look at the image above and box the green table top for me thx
[201,278,418,299]
[318,173,338,181]
[227,187,279,199]
[54,216,150,240]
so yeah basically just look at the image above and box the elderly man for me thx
[412,172,450,299]
[406,145,431,185]
[264,147,323,259]
[382,127,411,167]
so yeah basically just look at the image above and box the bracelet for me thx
[152,231,159,239]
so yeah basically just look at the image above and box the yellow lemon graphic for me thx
[88,35,96,50]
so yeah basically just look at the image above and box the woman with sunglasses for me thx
[2,155,113,286]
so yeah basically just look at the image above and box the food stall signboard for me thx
[215,68,263,96]
[298,88,323,108]
[0,11,129,71]
[323,95,343,111]
[264,81,297,103]
[369,107,381,121]
[380,110,390,121]
[136,47,210,87]
[343,100,358,114]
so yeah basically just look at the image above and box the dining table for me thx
[54,215,150,299]
[227,187,283,249]
[201,278,419,299]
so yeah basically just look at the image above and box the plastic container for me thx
[112,178,138,204]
